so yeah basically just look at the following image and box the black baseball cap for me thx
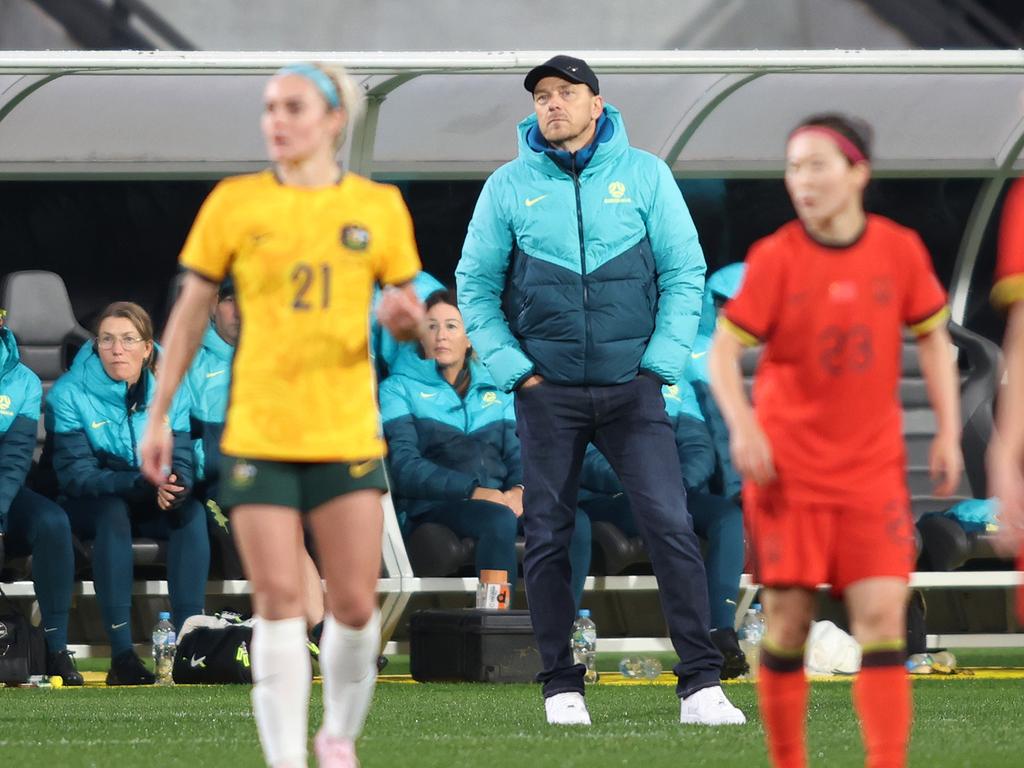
[218,277,235,300]
[524,55,599,95]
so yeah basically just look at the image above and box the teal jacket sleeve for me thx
[456,176,535,392]
[0,375,41,525]
[168,391,195,491]
[691,380,742,498]
[639,160,706,384]
[379,378,479,501]
[674,413,715,493]
[672,382,716,493]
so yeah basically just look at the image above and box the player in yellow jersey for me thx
[141,63,425,768]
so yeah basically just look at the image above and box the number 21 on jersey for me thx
[291,262,332,310]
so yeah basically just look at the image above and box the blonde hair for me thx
[316,64,366,150]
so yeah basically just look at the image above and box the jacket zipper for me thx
[571,155,590,380]
[441,375,471,433]
[127,398,140,469]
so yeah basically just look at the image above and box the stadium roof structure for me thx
[3,49,1024,320]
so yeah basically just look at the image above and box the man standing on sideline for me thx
[456,55,744,727]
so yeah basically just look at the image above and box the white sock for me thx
[319,610,380,740]
[251,616,311,768]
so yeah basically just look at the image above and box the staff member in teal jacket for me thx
[578,378,748,678]
[685,263,747,500]
[380,290,591,606]
[184,278,237,503]
[456,55,742,726]
[0,310,82,685]
[46,302,208,685]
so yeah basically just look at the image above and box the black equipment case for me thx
[409,609,542,683]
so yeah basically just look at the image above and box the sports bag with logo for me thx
[172,613,254,684]
[0,588,47,684]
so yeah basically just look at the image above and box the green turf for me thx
[72,646,1024,677]
[2,673,1022,767]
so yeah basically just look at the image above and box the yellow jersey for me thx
[179,170,421,461]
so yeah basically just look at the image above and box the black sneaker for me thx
[377,655,389,672]
[47,649,85,686]
[711,627,750,680]
[106,650,156,686]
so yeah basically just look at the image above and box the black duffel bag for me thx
[172,614,254,684]
[0,588,46,684]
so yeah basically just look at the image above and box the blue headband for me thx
[275,63,341,110]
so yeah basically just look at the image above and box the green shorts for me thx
[217,455,388,514]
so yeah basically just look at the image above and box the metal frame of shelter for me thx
[1,50,1023,650]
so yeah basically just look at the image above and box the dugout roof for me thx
[2,50,1024,179]
[3,49,1024,320]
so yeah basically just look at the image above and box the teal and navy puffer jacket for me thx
[685,263,746,498]
[456,104,706,392]
[0,328,42,530]
[579,378,715,502]
[45,342,193,501]
[183,322,233,489]
[379,354,521,525]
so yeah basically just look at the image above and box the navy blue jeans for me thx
[515,376,722,698]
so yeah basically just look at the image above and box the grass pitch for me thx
[1,650,1021,767]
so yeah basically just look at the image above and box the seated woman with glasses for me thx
[45,301,208,685]
[379,289,591,605]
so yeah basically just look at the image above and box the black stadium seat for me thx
[405,522,526,579]
[0,270,91,394]
[406,523,476,577]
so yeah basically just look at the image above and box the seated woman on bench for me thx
[379,289,591,605]
[46,301,209,685]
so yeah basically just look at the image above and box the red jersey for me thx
[993,178,1024,309]
[993,179,1024,624]
[723,215,948,503]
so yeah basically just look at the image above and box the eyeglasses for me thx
[97,334,145,350]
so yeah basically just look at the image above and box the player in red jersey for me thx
[988,177,1024,624]
[709,114,963,768]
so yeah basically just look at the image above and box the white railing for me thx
[7,568,1020,657]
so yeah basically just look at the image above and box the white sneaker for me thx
[545,692,592,725]
[680,685,746,725]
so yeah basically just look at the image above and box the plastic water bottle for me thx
[641,657,663,678]
[618,656,663,679]
[618,656,645,678]
[570,609,598,684]
[738,603,766,676]
[152,611,177,686]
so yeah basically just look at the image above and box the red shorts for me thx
[743,486,916,597]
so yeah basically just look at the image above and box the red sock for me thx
[853,649,911,768]
[759,645,808,768]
